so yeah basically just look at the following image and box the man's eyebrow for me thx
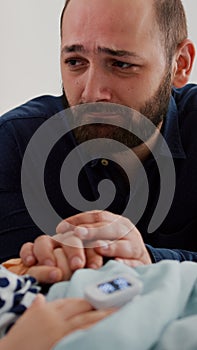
[97,46,142,59]
[61,44,85,54]
[61,44,142,59]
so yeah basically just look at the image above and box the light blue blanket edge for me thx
[46,260,197,350]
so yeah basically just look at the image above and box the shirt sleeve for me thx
[146,244,197,263]
[0,265,40,337]
[0,122,43,262]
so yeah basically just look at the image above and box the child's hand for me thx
[1,295,115,350]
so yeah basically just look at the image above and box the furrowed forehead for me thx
[60,0,163,60]
[61,44,142,57]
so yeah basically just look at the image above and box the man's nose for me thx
[81,67,113,103]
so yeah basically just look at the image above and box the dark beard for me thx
[62,69,172,149]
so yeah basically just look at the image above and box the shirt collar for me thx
[160,94,186,159]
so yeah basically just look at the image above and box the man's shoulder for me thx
[0,95,65,126]
[172,83,197,113]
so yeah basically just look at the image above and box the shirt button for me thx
[101,159,109,166]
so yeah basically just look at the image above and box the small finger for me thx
[54,248,72,280]
[85,248,103,269]
[65,308,115,335]
[27,266,63,283]
[58,298,94,319]
[53,233,86,271]
[33,236,60,267]
[20,242,37,266]
[30,294,46,307]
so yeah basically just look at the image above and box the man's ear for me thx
[172,39,195,88]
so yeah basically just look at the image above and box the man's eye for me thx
[112,61,133,69]
[64,58,88,70]
[65,59,81,66]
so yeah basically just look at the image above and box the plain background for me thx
[0,0,196,115]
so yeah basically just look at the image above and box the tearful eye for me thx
[65,59,81,66]
[113,61,133,69]
[63,57,88,71]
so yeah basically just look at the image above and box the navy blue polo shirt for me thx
[1,84,197,263]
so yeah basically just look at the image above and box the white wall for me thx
[0,0,65,115]
[0,0,196,115]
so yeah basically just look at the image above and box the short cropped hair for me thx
[60,0,71,35]
[60,0,188,62]
[153,0,188,62]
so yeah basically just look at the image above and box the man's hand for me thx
[20,232,103,280]
[57,211,152,267]
[20,236,85,281]
[20,211,151,279]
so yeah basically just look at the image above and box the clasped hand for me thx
[20,211,152,282]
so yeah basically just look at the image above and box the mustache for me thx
[70,102,157,141]
[62,91,165,142]
[62,91,133,117]
[69,102,151,137]
[70,102,136,119]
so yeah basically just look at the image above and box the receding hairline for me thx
[60,0,158,34]
[60,0,188,61]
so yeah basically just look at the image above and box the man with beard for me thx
[1,0,197,275]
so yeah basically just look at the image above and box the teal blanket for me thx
[47,260,197,350]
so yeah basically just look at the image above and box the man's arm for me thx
[0,120,45,263]
[20,211,197,275]
[0,95,66,263]
[146,245,197,262]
